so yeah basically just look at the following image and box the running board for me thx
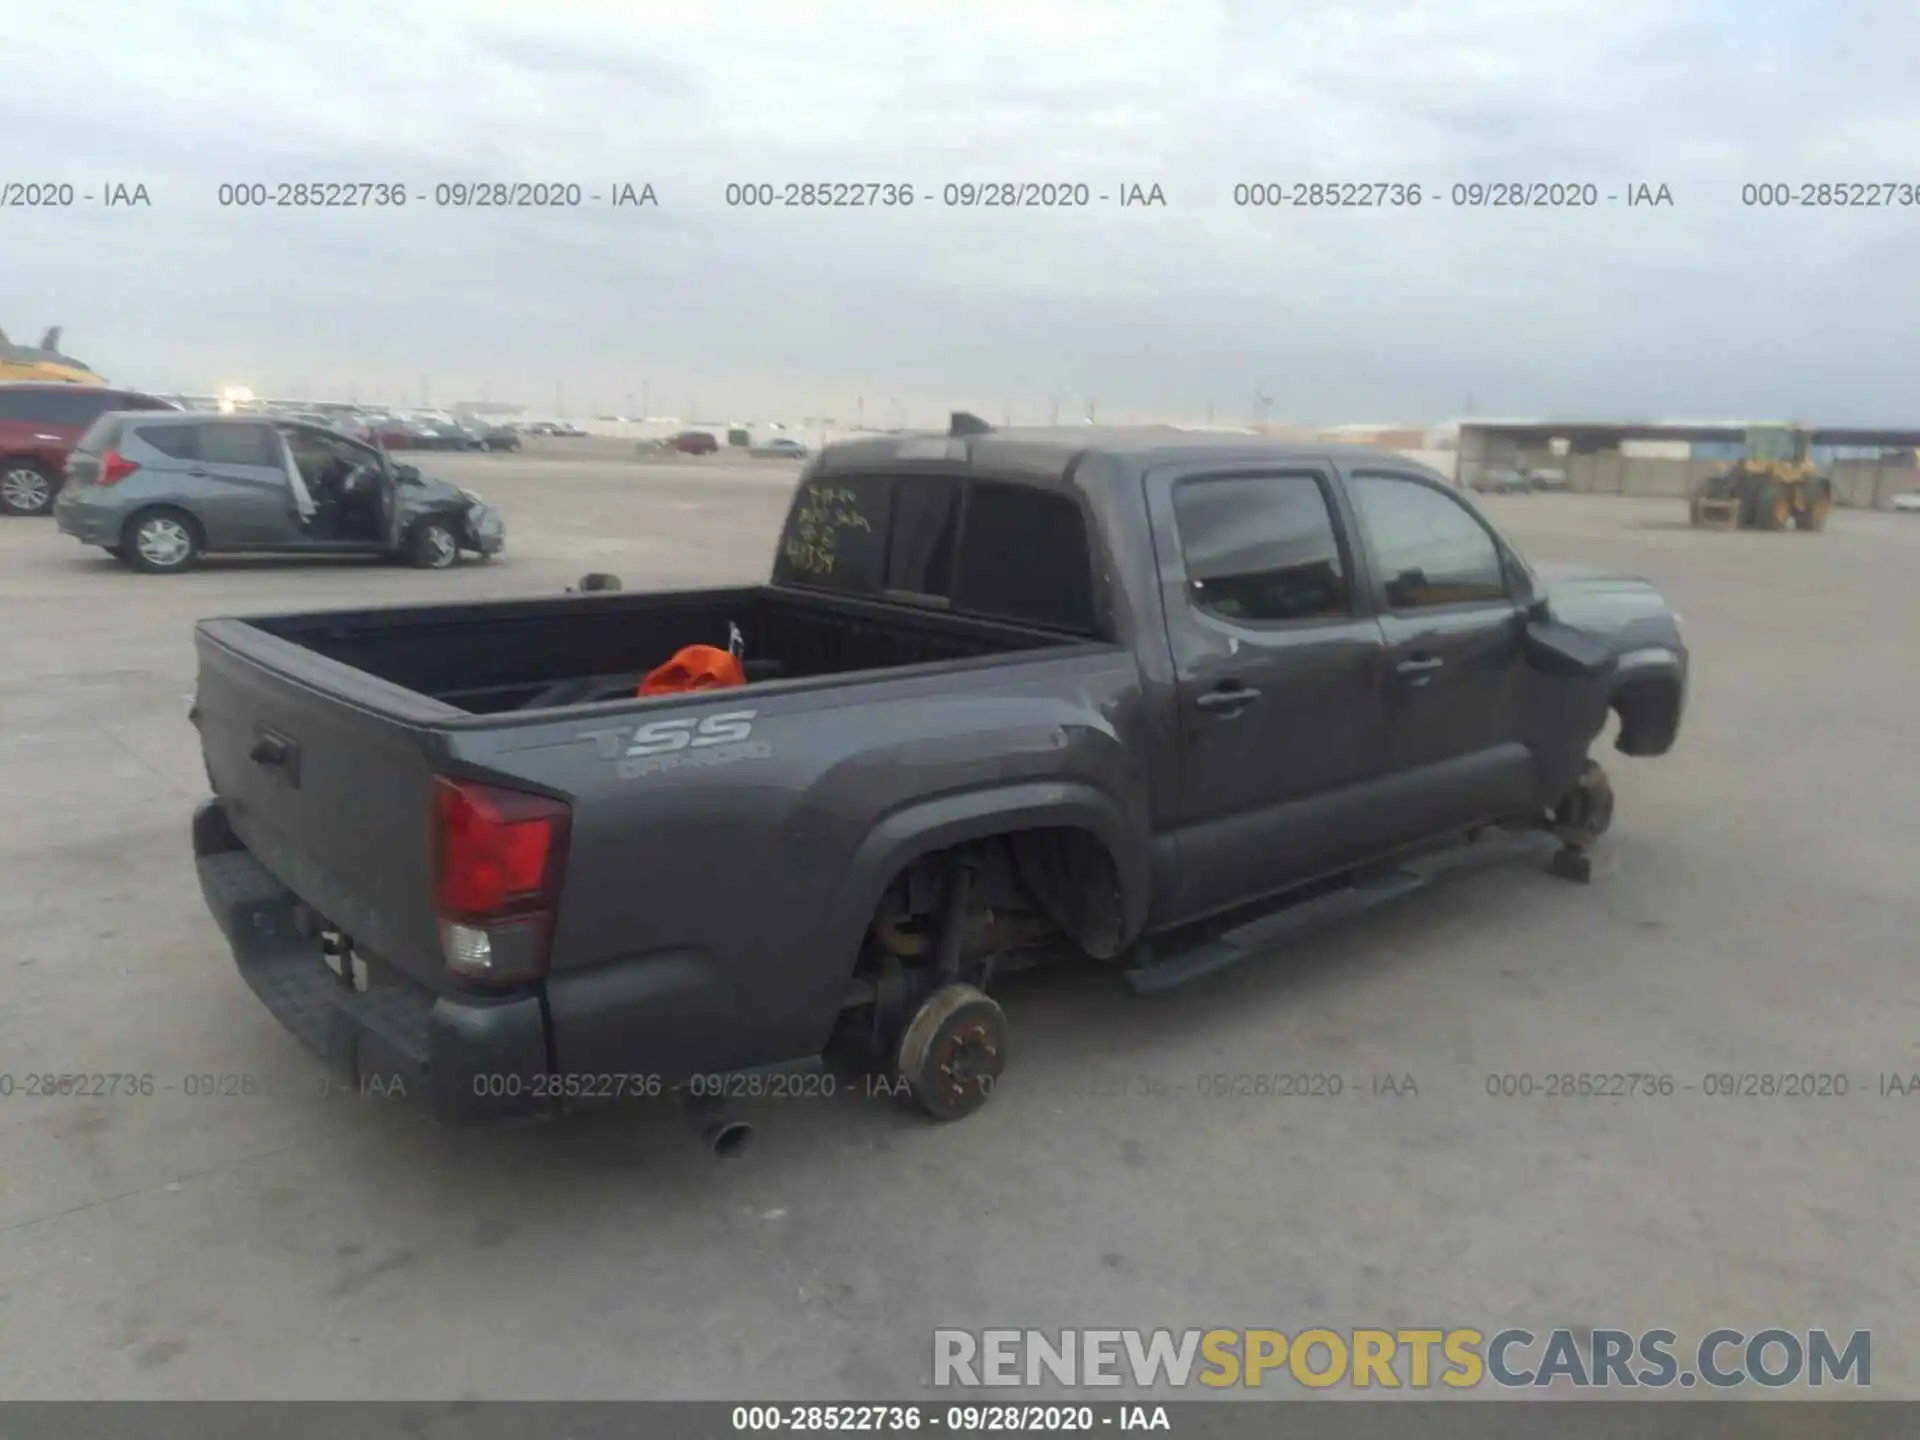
[1123,831,1547,995]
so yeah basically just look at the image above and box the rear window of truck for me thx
[774,473,1096,634]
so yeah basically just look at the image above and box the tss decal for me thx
[625,710,759,757]
[577,711,772,780]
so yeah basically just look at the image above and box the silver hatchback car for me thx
[54,411,505,573]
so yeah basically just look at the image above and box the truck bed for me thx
[192,579,1113,1021]
[239,583,1079,715]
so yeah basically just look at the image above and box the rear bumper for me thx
[194,799,549,1124]
[54,488,119,545]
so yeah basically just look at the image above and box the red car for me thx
[669,429,718,455]
[363,415,431,451]
[0,382,177,515]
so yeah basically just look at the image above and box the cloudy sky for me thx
[4,0,1917,424]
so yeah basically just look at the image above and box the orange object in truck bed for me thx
[637,644,746,696]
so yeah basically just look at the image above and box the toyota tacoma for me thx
[190,421,1686,1127]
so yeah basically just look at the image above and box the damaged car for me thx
[56,411,503,572]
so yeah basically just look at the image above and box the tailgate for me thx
[193,619,455,991]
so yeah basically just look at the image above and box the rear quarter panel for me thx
[0,418,77,468]
[446,646,1151,1066]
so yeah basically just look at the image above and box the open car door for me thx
[380,463,406,552]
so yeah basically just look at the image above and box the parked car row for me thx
[636,430,810,459]
[153,397,538,454]
[1470,467,1569,495]
[2,381,505,573]
[352,412,523,453]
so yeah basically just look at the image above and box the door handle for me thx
[1196,685,1261,712]
[1396,655,1444,689]
[187,469,211,478]
[249,734,290,766]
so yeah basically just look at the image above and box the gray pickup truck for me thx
[191,424,1686,1130]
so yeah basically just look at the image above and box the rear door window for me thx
[135,423,199,460]
[1172,473,1351,623]
[196,422,280,469]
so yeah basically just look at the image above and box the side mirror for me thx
[571,572,622,593]
[1521,619,1617,681]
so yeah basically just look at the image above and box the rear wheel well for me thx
[838,827,1124,1055]
[1611,676,1681,756]
[865,827,1124,964]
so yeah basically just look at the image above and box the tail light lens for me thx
[430,777,570,986]
[98,450,140,486]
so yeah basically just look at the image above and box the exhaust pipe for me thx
[681,1086,753,1158]
[704,1119,753,1159]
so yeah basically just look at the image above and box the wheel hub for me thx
[895,983,1009,1121]
[138,519,191,566]
[933,1020,1003,1098]
[3,467,50,510]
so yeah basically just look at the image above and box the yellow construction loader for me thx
[1688,423,1834,532]
[0,325,108,385]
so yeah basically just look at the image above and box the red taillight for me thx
[98,450,140,486]
[432,777,565,917]
[431,777,569,985]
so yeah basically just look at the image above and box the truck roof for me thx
[814,425,1447,490]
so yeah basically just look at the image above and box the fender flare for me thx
[1608,646,1684,692]
[1606,646,1686,756]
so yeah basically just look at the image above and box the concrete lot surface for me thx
[1,458,1917,1398]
